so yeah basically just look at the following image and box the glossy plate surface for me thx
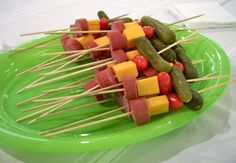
[0,30,230,153]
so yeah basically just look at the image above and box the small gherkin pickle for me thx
[150,37,176,62]
[185,90,203,110]
[136,37,172,72]
[97,10,109,19]
[170,66,192,103]
[141,16,176,44]
[175,47,198,79]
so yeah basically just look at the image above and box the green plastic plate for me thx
[0,30,230,153]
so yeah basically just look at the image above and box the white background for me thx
[0,0,236,162]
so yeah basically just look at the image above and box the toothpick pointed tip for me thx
[28,119,36,124]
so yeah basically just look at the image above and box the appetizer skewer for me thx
[11,12,234,140]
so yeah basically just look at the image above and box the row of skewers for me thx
[7,11,235,137]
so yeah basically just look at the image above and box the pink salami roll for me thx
[93,65,106,74]
[116,92,124,106]
[123,96,131,113]
[75,18,88,36]
[107,30,127,50]
[60,35,70,51]
[142,67,159,77]
[111,20,125,33]
[70,24,79,38]
[65,38,82,52]
[129,98,150,126]
[86,41,102,60]
[100,50,111,59]
[104,67,118,86]
[111,49,129,63]
[83,80,104,101]
[95,68,118,88]
[123,76,138,100]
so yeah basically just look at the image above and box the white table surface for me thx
[0,0,236,162]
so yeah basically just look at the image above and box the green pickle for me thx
[171,66,192,103]
[150,37,176,62]
[175,47,198,79]
[97,10,109,19]
[141,16,176,44]
[185,90,203,110]
[136,37,172,72]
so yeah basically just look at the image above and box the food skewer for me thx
[20,13,130,36]
[17,31,198,94]
[42,78,236,137]
[16,72,230,124]
[41,48,110,56]
[32,73,234,103]
[19,14,203,37]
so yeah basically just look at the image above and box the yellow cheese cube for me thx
[87,19,100,31]
[123,26,145,48]
[112,61,138,82]
[76,34,94,49]
[124,22,139,29]
[137,76,160,97]
[146,95,169,116]
[126,50,141,60]
[94,36,109,47]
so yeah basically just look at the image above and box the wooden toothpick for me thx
[167,14,205,26]
[45,30,110,35]
[40,106,124,135]
[44,112,131,137]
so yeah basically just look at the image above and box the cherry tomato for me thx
[157,72,172,94]
[167,93,184,110]
[133,55,149,71]
[173,61,184,72]
[100,18,109,30]
[143,26,154,39]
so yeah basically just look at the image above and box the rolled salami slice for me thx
[93,65,106,74]
[86,41,102,60]
[142,67,159,77]
[70,24,79,38]
[107,30,127,50]
[111,49,129,63]
[116,92,124,106]
[123,96,131,113]
[65,38,82,51]
[105,67,118,86]
[111,20,125,33]
[129,98,150,126]
[75,18,89,36]
[123,76,138,100]
[95,68,118,88]
[60,35,70,51]
[83,80,104,101]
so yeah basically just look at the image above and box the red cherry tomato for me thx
[100,18,109,30]
[173,61,184,72]
[157,72,172,94]
[133,55,149,71]
[143,26,154,39]
[167,93,184,110]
